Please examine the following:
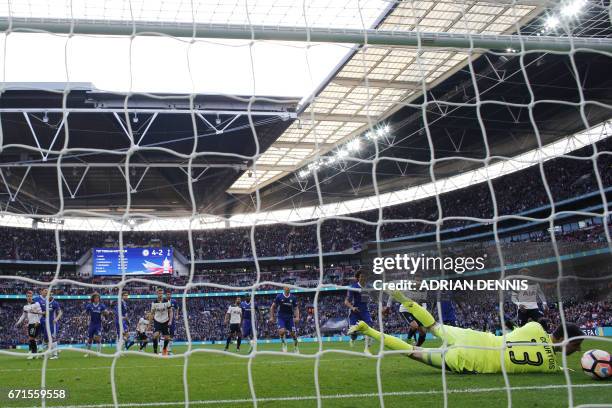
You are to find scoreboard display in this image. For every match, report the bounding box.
[92,247,173,276]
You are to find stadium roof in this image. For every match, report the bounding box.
[1,0,611,229]
[0,117,609,231]
[227,1,540,193]
[0,88,299,215]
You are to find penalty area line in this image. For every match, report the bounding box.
[8,383,612,408]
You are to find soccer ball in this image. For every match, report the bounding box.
[580,349,611,380]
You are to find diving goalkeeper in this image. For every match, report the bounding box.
[349,290,584,374]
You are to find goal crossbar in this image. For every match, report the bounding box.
[1,18,612,52]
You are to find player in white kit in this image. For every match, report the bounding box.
[15,290,44,359]
[511,268,548,327]
[150,288,173,356]
[224,297,243,352]
[136,313,152,351]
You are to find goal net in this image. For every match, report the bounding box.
[0,0,611,407]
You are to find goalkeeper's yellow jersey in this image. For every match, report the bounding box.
[442,322,558,374]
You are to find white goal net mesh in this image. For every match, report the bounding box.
[0,0,611,407]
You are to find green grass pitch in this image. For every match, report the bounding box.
[1,339,610,407]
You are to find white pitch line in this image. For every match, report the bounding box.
[6,383,611,408]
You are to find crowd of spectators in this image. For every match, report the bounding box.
[0,137,608,262]
[0,221,610,304]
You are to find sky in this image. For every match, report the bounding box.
[0,0,390,98]
[1,33,352,97]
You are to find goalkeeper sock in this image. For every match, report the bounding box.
[96,342,102,353]
[359,324,413,352]
[126,339,134,350]
[390,292,435,327]
[421,350,444,369]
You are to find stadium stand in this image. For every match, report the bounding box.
[0,136,609,262]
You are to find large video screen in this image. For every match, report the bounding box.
[92,247,173,276]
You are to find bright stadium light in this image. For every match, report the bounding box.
[325,156,338,165]
[346,139,361,152]
[544,15,561,30]
[307,161,322,172]
[365,125,389,141]
[335,149,349,160]
[560,0,586,18]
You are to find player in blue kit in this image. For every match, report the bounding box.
[34,288,62,359]
[345,270,373,354]
[114,292,134,350]
[166,291,179,355]
[269,287,300,353]
[85,293,110,356]
[439,292,457,326]
[240,297,260,353]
